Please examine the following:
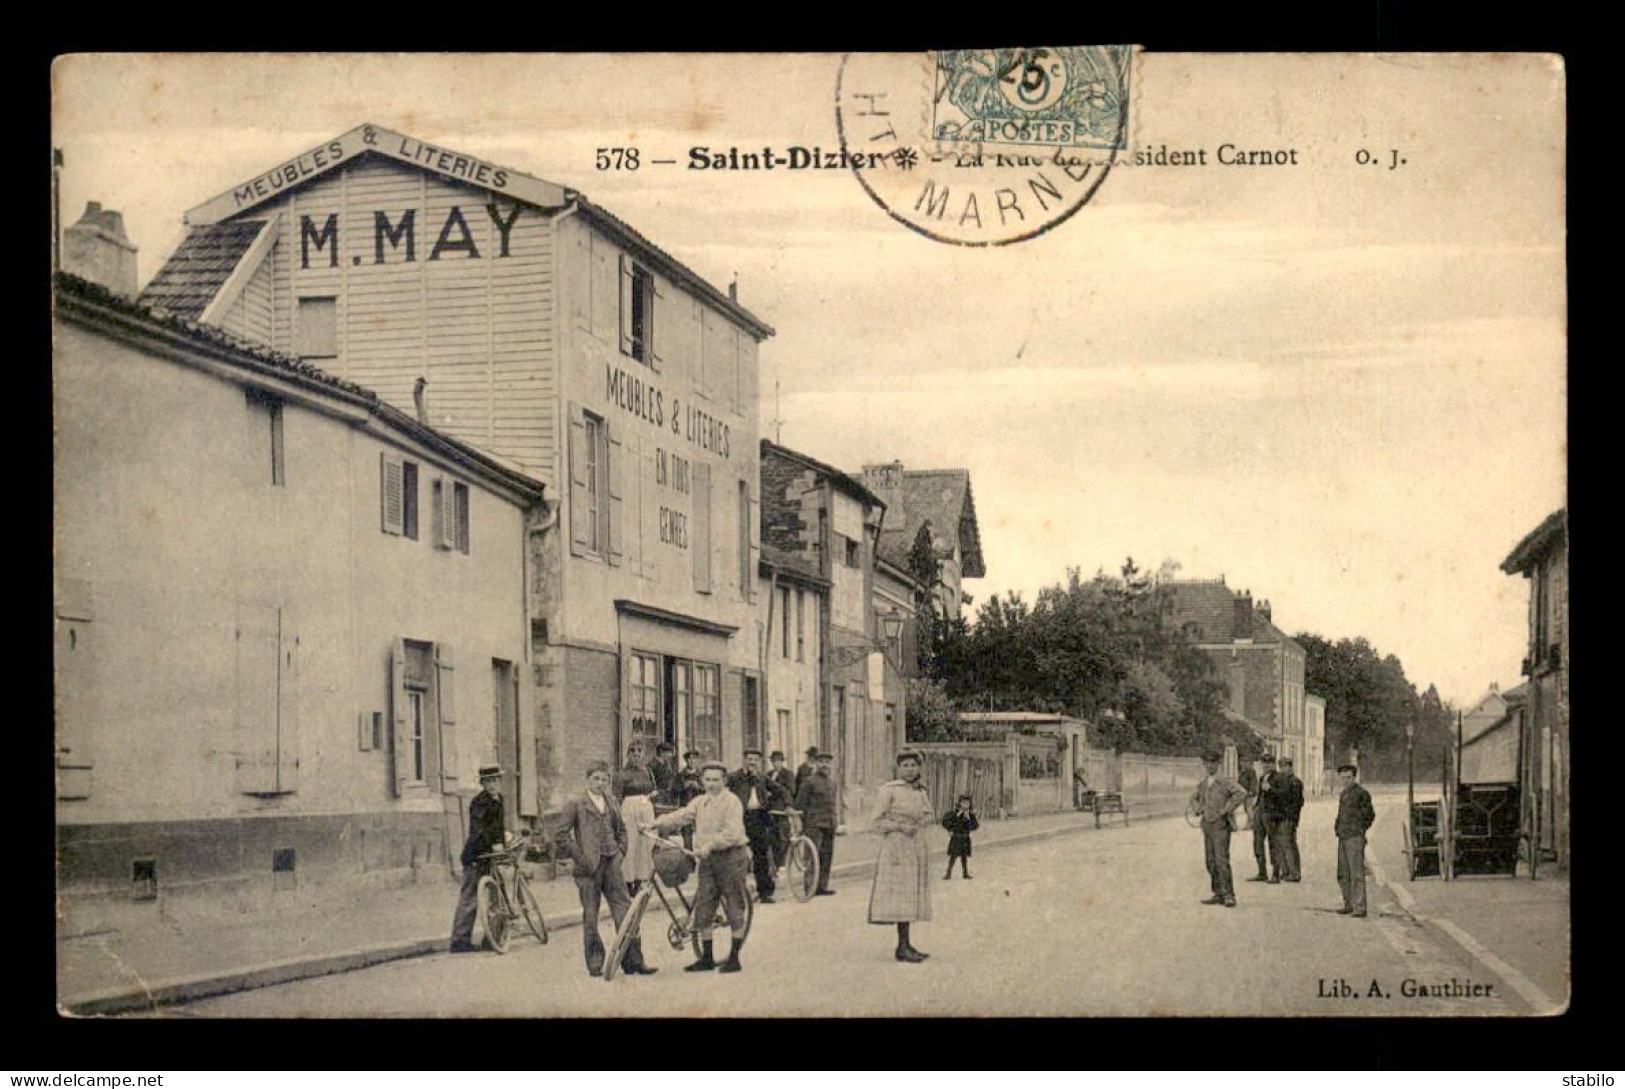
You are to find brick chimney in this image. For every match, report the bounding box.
[1233,591,1254,638]
[62,201,139,297]
[1257,599,1272,623]
[861,461,905,517]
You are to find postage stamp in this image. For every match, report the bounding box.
[835,48,1134,247]
[930,47,1133,152]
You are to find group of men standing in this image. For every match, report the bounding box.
[1239,753,1305,884]
[1190,750,1375,916]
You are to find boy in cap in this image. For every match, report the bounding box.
[1334,764,1375,917]
[1189,749,1247,908]
[557,760,653,977]
[449,765,506,953]
[650,762,752,973]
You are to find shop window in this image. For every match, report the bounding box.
[693,663,721,762]
[629,652,662,751]
[295,296,338,360]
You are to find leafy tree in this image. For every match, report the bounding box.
[903,677,959,742]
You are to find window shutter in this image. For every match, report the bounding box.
[435,478,456,550]
[747,486,761,603]
[380,453,404,535]
[692,461,712,593]
[572,228,592,331]
[567,403,590,556]
[650,279,667,372]
[437,643,459,793]
[606,423,625,567]
[618,254,635,356]
[277,605,300,793]
[54,579,97,800]
[390,639,411,796]
[234,599,281,795]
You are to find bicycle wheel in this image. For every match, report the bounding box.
[787,836,819,902]
[476,875,509,954]
[691,882,754,957]
[515,872,548,944]
[603,884,654,982]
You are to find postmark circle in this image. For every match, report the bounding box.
[835,49,1130,247]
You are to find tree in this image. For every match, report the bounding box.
[904,678,959,742]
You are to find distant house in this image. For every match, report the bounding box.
[859,462,985,619]
[1501,508,1568,870]
[1459,683,1528,785]
[1162,578,1319,773]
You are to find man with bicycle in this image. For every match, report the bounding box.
[449,765,506,953]
[793,750,839,896]
[728,750,792,904]
[558,761,655,977]
[649,762,752,973]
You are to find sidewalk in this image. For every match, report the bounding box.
[60,792,1191,1015]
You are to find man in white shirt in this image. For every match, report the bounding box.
[727,750,790,904]
[650,763,753,973]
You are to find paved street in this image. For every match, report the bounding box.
[156,796,1544,1018]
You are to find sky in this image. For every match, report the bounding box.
[51,53,1567,706]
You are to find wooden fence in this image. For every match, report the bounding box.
[917,746,1006,818]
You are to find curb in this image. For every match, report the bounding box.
[64,805,1185,1016]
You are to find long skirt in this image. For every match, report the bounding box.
[868,830,932,923]
[620,794,656,882]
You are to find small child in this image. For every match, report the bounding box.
[941,794,980,879]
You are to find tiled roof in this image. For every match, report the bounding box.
[1163,580,1236,641]
[875,469,986,578]
[138,220,267,318]
[761,440,885,510]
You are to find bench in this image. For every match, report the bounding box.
[1093,792,1129,828]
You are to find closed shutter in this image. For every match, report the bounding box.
[722,669,744,767]
[277,605,300,793]
[380,452,404,535]
[235,599,281,795]
[434,479,456,550]
[606,423,625,567]
[390,639,411,796]
[618,254,635,356]
[568,403,590,556]
[571,227,592,331]
[437,643,459,792]
[650,278,667,372]
[745,483,760,603]
[692,461,712,593]
[54,579,96,800]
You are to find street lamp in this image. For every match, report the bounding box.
[1405,716,1416,821]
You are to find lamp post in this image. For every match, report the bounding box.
[1405,716,1416,820]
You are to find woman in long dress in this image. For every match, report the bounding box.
[868,750,934,962]
[615,743,658,891]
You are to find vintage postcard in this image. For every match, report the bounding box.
[51,51,1567,1018]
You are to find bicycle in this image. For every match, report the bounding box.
[602,829,755,982]
[473,830,549,954]
[769,808,820,902]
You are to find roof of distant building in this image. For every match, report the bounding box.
[1162,578,1302,651]
[873,468,986,579]
[761,439,886,510]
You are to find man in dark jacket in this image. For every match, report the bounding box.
[1248,753,1283,882]
[1334,763,1376,917]
[1274,757,1306,881]
[557,761,653,976]
[728,750,791,903]
[794,746,820,796]
[450,766,507,952]
[767,750,796,869]
[650,742,680,806]
[793,750,839,895]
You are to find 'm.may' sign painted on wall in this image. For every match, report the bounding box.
[185,123,569,226]
[298,204,524,267]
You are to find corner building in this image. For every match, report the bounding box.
[145,124,773,807]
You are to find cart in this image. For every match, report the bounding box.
[1400,719,1530,881]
